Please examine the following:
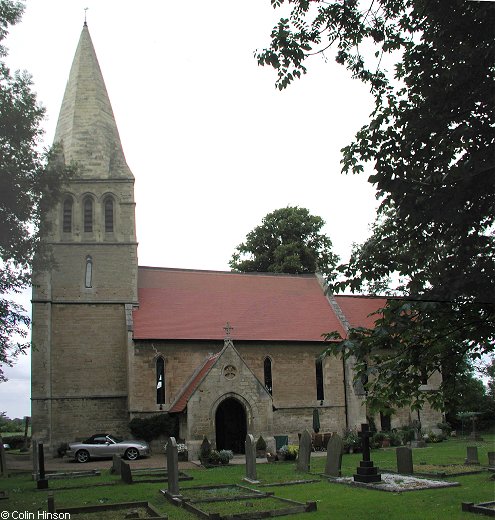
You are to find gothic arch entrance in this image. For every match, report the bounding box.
[215,397,247,454]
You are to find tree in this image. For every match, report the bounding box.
[229,206,338,278]
[0,1,71,382]
[257,1,494,411]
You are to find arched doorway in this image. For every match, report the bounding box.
[215,397,247,454]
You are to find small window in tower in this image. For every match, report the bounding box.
[156,357,165,407]
[63,197,73,233]
[84,197,93,232]
[264,357,273,395]
[104,197,114,233]
[85,255,93,288]
[316,358,324,401]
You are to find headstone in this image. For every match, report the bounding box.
[465,446,480,465]
[243,434,259,484]
[0,439,7,477]
[120,460,133,484]
[21,416,30,452]
[488,451,495,467]
[32,441,39,480]
[324,434,343,477]
[297,429,312,472]
[410,419,426,448]
[47,492,55,514]
[37,442,49,489]
[353,423,381,483]
[468,416,483,441]
[396,446,414,474]
[111,454,122,475]
[166,437,181,497]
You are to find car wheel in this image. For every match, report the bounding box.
[76,450,90,463]
[125,447,139,460]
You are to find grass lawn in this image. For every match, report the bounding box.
[1,435,494,520]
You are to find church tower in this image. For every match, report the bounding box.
[31,23,138,447]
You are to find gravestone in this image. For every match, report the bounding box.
[353,423,381,483]
[243,434,259,484]
[0,439,7,476]
[47,492,55,514]
[120,460,133,484]
[410,419,426,448]
[324,434,343,477]
[111,454,122,475]
[32,441,39,480]
[165,437,181,497]
[468,416,483,441]
[396,446,414,474]
[37,442,49,489]
[465,446,480,465]
[297,429,312,472]
[488,452,495,468]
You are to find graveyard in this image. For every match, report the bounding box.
[0,432,494,520]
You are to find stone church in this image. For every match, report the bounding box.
[31,24,442,458]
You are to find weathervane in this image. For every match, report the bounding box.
[84,7,89,26]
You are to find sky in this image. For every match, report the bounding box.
[0,0,379,420]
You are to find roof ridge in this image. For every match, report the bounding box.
[138,265,317,278]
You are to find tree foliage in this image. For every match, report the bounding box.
[229,206,338,278]
[257,0,495,411]
[0,0,71,382]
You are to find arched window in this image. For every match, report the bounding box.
[104,197,114,233]
[62,197,73,233]
[156,357,165,407]
[85,256,93,288]
[263,357,273,395]
[83,197,93,233]
[316,358,324,401]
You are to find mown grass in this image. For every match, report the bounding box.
[1,435,494,520]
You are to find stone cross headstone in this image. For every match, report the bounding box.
[469,416,483,441]
[120,460,133,484]
[324,434,343,477]
[465,446,480,465]
[166,437,181,497]
[297,429,312,472]
[37,442,49,489]
[396,446,414,474]
[488,452,495,468]
[353,424,381,483]
[243,434,259,484]
[111,454,122,475]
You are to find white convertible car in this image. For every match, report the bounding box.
[67,433,150,463]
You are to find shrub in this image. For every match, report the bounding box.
[3,435,28,450]
[398,426,415,444]
[286,444,299,460]
[256,435,267,451]
[218,449,234,464]
[437,422,452,435]
[128,413,178,443]
[371,432,386,449]
[343,429,360,451]
[56,442,69,458]
[199,437,212,464]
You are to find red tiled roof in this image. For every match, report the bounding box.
[333,295,387,329]
[133,267,346,341]
[169,353,220,413]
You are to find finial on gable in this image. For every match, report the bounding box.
[84,7,88,26]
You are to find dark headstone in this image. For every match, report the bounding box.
[120,460,133,484]
[37,443,49,489]
[32,441,39,480]
[243,434,259,483]
[0,439,7,477]
[465,446,480,465]
[488,451,495,467]
[324,434,343,477]
[297,429,312,472]
[396,446,414,474]
[47,492,55,514]
[353,424,381,483]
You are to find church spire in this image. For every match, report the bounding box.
[54,24,133,179]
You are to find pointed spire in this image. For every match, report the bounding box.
[54,24,133,179]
